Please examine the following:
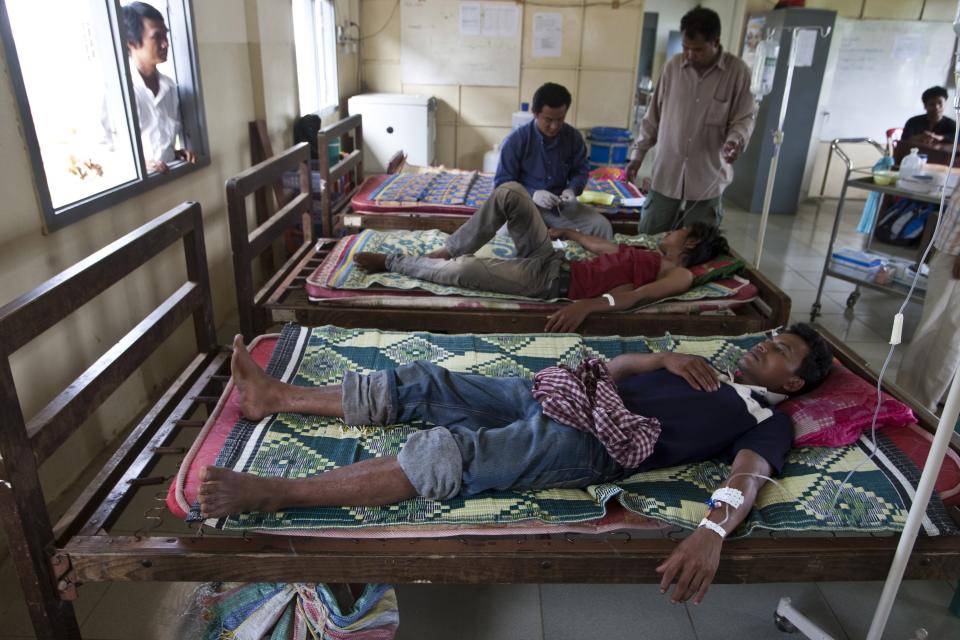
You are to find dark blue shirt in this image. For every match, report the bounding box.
[494,119,590,196]
[901,114,956,144]
[616,369,793,473]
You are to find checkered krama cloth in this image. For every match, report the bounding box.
[532,358,661,468]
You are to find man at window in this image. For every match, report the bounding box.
[122,2,196,174]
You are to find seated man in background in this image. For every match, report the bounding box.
[496,82,614,239]
[896,85,956,163]
[353,182,730,332]
[199,324,833,605]
[122,2,197,173]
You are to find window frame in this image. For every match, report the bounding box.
[0,0,210,233]
[293,0,340,119]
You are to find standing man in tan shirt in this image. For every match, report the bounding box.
[626,7,755,234]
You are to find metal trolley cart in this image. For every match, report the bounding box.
[810,138,941,321]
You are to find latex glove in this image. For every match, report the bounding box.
[559,188,577,204]
[532,190,561,209]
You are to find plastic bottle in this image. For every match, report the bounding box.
[483,143,500,174]
[511,102,534,130]
[897,148,922,187]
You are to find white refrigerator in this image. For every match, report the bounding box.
[347,93,437,173]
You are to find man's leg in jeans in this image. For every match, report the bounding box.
[198,337,540,516]
[445,182,555,259]
[198,335,418,517]
[541,202,614,239]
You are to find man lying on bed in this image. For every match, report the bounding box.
[352,182,730,332]
[199,323,833,605]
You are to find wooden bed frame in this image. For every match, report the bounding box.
[0,203,958,639]
[318,115,647,238]
[228,136,791,342]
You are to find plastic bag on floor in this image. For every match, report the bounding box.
[198,582,399,639]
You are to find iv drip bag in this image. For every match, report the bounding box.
[750,39,779,100]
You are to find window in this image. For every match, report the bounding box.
[292,0,339,117]
[0,0,208,232]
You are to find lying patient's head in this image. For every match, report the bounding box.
[657,222,730,267]
[737,323,834,396]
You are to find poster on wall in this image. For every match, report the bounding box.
[741,16,765,70]
[532,12,563,58]
[402,0,521,86]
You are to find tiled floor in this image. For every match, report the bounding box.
[1,197,958,639]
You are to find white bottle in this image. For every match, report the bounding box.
[511,102,535,130]
[483,144,500,174]
[897,148,922,187]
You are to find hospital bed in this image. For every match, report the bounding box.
[314,115,648,237]
[1,202,959,639]
[229,143,791,341]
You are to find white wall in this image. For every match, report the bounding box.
[358,0,646,170]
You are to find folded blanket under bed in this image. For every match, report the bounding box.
[173,325,957,540]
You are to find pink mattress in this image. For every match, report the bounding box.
[351,174,477,216]
[350,173,644,220]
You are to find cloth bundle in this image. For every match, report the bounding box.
[200,582,399,639]
[532,357,661,468]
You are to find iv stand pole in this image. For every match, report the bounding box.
[863,31,960,635]
[754,28,801,267]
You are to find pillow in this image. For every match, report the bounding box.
[689,255,744,287]
[780,362,916,448]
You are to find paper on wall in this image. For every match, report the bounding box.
[461,2,518,37]
[483,4,518,37]
[793,29,817,68]
[460,4,482,36]
[532,12,563,58]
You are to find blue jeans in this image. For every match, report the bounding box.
[341,362,624,499]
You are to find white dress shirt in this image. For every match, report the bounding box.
[131,69,181,164]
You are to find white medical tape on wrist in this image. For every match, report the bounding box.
[710,487,745,510]
[602,293,615,306]
[698,518,727,539]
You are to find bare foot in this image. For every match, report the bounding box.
[354,252,388,273]
[198,466,281,518]
[425,247,452,260]
[231,334,285,420]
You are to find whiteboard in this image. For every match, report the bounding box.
[819,19,956,141]
[401,0,521,87]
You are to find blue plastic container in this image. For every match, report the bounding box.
[588,126,632,166]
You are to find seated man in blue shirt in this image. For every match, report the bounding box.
[198,324,834,605]
[496,82,614,239]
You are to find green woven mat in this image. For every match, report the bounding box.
[199,325,956,538]
[324,229,664,301]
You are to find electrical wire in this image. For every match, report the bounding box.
[360,0,399,41]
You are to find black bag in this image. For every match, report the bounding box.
[874,199,931,247]
[293,115,322,161]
